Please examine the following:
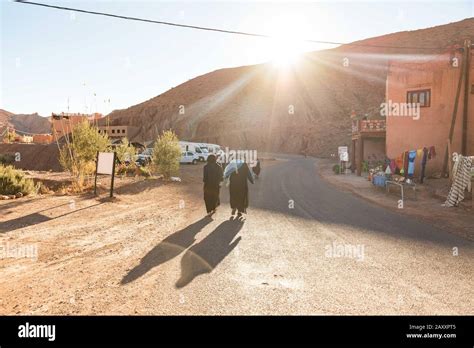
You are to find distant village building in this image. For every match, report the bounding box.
[385,46,473,174]
[51,112,103,140]
[88,113,103,121]
[33,134,53,144]
[51,113,89,140]
[98,125,139,140]
[14,134,33,143]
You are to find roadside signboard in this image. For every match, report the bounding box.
[338,146,349,162]
[338,146,349,174]
[94,152,117,198]
[338,146,348,156]
[97,152,115,175]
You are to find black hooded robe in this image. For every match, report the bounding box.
[229,163,254,213]
[203,163,223,213]
[252,160,261,176]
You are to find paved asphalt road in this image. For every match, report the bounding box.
[152,157,474,314]
[125,154,473,315]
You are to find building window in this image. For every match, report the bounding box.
[122,129,126,134]
[112,129,115,134]
[407,89,431,107]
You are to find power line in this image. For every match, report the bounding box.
[1,122,50,136]
[15,0,446,51]
[6,127,49,136]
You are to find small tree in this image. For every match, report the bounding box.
[0,165,36,196]
[59,121,110,190]
[3,130,15,143]
[153,130,181,179]
[115,137,136,164]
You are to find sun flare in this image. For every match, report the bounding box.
[270,38,303,68]
[264,14,310,68]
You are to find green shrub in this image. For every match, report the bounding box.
[115,137,136,164]
[117,162,136,176]
[362,161,369,173]
[332,164,340,174]
[3,130,15,144]
[59,121,110,191]
[138,165,151,178]
[0,165,36,196]
[152,130,181,179]
[0,153,15,165]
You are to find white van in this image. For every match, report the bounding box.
[179,141,209,162]
[202,143,222,154]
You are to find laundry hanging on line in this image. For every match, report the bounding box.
[443,155,473,207]
[389,145,436,179]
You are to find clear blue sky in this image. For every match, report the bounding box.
[1,0,472,116]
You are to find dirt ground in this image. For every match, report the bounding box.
[0,163,206,314]
[0,159,278,315]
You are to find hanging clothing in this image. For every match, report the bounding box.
[389,159,397,173]
[420,147,428,184]
[417,148,423,157]
[407,150,417,177]
[399,153,405,175]
[444,155,473,207]
[395,155,403,173]
[203,162,223,213]
[402,151,409,177]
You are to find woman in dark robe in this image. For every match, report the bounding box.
[203,155,223,216]
[252,159,261,178]
[229,162,254,217]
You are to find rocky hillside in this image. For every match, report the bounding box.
[101,18,474,156]
[0,109,51,136]
[0,109,15,131]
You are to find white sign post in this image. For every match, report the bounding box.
[94,152,117,198]
[338,146,349,174]
[338,146,348,157]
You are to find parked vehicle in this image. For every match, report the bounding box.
[202,143,222,154]
[135,148,153,166]
[180,151,199,164]
[179,141,209,162]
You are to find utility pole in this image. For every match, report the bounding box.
[442,41,468,177]
[461,38,471,155]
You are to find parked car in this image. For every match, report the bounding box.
[180,151,199,164]
[135,148,153,166]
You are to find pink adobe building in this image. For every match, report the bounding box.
[51,112,103,140]
[385,45,474,175]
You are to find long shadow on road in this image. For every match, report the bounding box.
[0,201,103,233]
[175,217,244,288]
[121,216,213,285]
[121,216,244,287]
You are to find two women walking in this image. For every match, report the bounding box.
[203,156,256,218]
